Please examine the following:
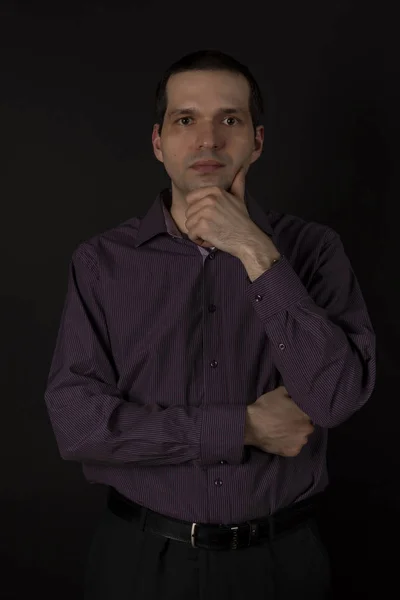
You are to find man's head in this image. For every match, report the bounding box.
[152,49,264,203]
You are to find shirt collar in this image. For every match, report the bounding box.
[134,186,275,248]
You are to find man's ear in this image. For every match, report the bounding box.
[152,124,164,163]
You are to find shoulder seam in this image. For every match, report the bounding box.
[74,243,99,280]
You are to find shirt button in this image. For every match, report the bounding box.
[220,460,227,464]
[279,343,285,350]
[208,304,216,312]
[214,478,223,486]
[210,360,218,368]
[208,253,215,260]
[255,294,263,302]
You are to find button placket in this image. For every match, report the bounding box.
[205,254,226,470]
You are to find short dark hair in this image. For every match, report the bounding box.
[154,49,264,137]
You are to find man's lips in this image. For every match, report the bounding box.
[191,162,224,172]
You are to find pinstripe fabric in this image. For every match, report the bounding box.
[44,187,376,524]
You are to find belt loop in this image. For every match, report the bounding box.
[268,514,275,541]
[247,521,259,546]
[138,506,149,532]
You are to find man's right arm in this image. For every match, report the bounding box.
[44,244,247,467]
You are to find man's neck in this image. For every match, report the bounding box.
[170,201,189,236]
[169,185,190,235]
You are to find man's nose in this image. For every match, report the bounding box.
[196,123,224,149]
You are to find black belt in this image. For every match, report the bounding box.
[107,487,323,551]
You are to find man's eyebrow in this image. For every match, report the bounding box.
[166,107,247,118]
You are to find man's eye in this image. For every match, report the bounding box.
[223,117,239,125]
[177,117,239,125]
[177,117,192,125]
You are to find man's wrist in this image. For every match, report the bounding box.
[244,405,257,445]
[237,234,282,282]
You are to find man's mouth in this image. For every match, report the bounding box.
[191,162,224,173]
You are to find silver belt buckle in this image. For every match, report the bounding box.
[191,522,249,550]
[230,525,239,549]
[191,522,198,548]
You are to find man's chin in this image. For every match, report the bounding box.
[187,173,230,191]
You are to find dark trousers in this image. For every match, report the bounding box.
[84,499,333,599]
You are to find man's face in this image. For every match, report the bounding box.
[152,70,264,199]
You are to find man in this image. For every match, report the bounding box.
[44,49,376,599]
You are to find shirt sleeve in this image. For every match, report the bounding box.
[44,243,246,467]
[245,228,376,428]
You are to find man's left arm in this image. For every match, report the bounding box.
[240,228,376,428]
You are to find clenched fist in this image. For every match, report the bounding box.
[244,386,314,457]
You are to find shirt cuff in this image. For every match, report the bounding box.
[200,404,247,466]
[245,256,309,321]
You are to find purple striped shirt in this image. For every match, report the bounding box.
[44,187,376,523]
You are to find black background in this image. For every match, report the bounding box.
[1,0,399,597]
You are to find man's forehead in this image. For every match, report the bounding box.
[166,106,249,117]
[167,71,249,96]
